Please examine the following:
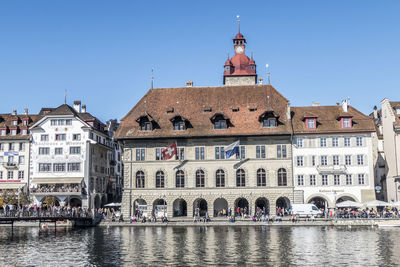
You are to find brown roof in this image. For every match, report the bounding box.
[115,85,292,139]
[389,101,400,127]
[291,106,375,134]
[0,113,40,140]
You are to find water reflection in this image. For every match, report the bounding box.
[0,226,400,266]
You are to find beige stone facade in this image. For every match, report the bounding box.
[121,136,298,218]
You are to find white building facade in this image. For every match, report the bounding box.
[29,102,115,209]
[292,101,376,210]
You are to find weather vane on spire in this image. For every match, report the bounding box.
[236,15,240,33]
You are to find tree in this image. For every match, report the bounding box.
[43,196,56,207]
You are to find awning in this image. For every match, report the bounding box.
[31,177,83,184]
[0,183,26,189]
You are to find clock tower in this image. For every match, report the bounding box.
[223,28,257,85]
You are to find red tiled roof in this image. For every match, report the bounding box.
[0,114,40,140]
[291,106,375,134]
[115,85,291,139]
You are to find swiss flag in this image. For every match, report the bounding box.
[162,142,177,160]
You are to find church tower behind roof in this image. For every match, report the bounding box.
[223,25,257,86]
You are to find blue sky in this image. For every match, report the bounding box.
[0,1,399,122]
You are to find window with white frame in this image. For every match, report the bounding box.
[21,129,27,135]
[39,163,51,172]
[235,146,246,159]
[53,163,66,172]
[19,143,25,151]
[332,137,338,147]
[7,171,13,179]
[296,156,304,167]
[0,143,4,151]
[70,147,81,154]
[18,156,25,164]
[333,155,339,165]
[256,145,266,158]
[356,137,363,146]
[297,138,303,148]
[41,134,49,141]
[9,143,15,151]
[39,147,50,155]
[309,175,316,186]
[345,155,351,165]
[334,175,340,185]
[55,134,66,141]
[155,148,165,160]
[320,156,327,166]
[312,156,316,166]
[215,147,225,159]
[176,147,185,160]
[321,175,328,185]
[277,145,287,158]
[344,137,350,147]
[358,174,365,185]
[357,155,364,165]
[346,174,352,185]
[72,134,81,141]
[136,148,145,161]
[195,147,205,160]
[307,118,316,129]
[297,175,304,186]
[320,138,326,147]
[343,118,351,128]
[0,130,5,136]
[18,171,24,179]
[55,148,63,155]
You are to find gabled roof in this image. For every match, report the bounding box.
[115,84,291,139]
[291,106,375,134]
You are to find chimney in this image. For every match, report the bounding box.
[186,81,193,87]
[342,99,348,112]
[258,78,263,85]
[373,105,378,119]
[81,104,86,113]
[73,100,81,113]
[12,109,17,115]
[24,108,28,115]
[312,102,320,107]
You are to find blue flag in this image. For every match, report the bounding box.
[225,140,240,159]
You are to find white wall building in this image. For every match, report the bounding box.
[29,102,115,209]
[291,101,376,210]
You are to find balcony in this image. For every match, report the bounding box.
[316,165,347,175]
[2,162,19,169]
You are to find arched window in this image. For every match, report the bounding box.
[136,171,145,188]
[277,168,287,186]
[156,171,164,188]
[236,169,245,187]
[257,168,266,186]
[195,169,205,187]
[216,169,225,187]
[176,170,185,188]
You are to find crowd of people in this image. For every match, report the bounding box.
[335,207,399,219]
[30,184,81,193]
[0,204,92,218]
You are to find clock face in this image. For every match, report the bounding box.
[235,46,244,54]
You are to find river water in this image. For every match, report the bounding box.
[0,225,399,266]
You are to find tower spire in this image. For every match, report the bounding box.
[236,15,240,33]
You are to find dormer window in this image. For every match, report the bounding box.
[21,129,27,135]
[23,120,28,126]
[170,115,190,131]
[0,129,6,136]
[141,121,152,131]
[343,118,351,128]
[259,111,279,128]
[12,120,17,126]
[263,118,276,128]
[307,118,316,129]
[136,115,158,132]
[211,113,230,130]
[11,129,17,136]
[174,121,186,131]
[214,120,226,129]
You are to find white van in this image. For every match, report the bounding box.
[291,204,323,218]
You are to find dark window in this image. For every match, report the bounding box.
[214,120,226,129]
[216,169,225,187]
[141,122,152,131]
[277,168,287,186]
[277,145,287,158]
[173,121,186,131]
[215,147,225,159]
[236,146,246,159]
[136,171,145,188]
[195,169,205,187]
[236,169,245,187]
[256,145,266,158]
[195,147,205,160]
[176,170,185,188]
[263,118,276,127]
[156,171,164,188]
[257,168,266,186]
